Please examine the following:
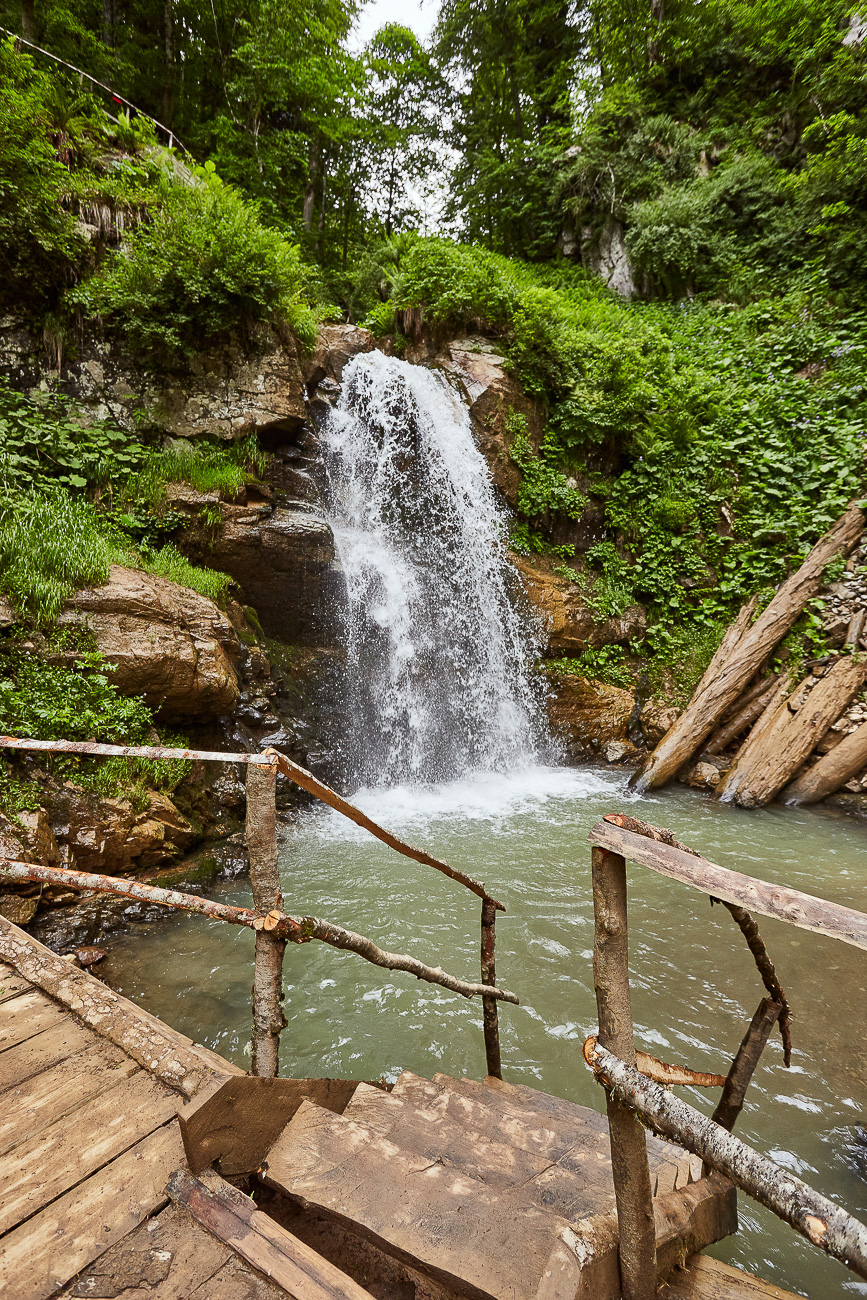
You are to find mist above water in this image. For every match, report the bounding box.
[322,351,545,789]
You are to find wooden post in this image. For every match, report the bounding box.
[591,846,656,1300]
[712,997,782,1133]
[481,898,502,1079]
[246,758,286,1078]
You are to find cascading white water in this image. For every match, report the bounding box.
[322,351,545,788]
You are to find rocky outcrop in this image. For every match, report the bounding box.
[48,785,195,872]
[56,565,241,722]
[0,318,307,442]
[302,324,375,386]
[514,555,646,655]
[546,673,638,762]
[167,485,343,646]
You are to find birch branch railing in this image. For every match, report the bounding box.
[0,735,515,1079]
[586,814,867,1298]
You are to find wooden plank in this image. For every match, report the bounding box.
[659,1254,805,1299]
[0,1042,136,1157]
[263,1099,593,1300]
[0,1070,179,1233]
[588,820,867,952]
[0,1018,98,1092]
[0,918,239,1095]
[429,1072,694,1193]
[168,1169,375,1300]
[0,967,31,1004]
[0,1120,185,1300]
[56,1202,235,1299]
[181,1076,360,1176]
[0,987,66,1052]
[264,1099,734,1300]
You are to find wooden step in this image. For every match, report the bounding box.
[262,1097,736,1300]
[660,1254,804,1299]
[396,1070,700,1195]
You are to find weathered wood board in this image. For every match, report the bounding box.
[660,1254,804,1299]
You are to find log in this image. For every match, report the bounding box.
[0,861,519,1004]
[704,677,780,755]
[846,609,866,649]
[717,655,867,807]
[591,846,656,1300]
[782,720,867,805]
[589,819,867,952]
[631,503,865,791]
[480,898,502,1080]
[583,1037,867,1280]
[712,998,783,1133]
[247,759,285,1079]
[635,1050,725,1089]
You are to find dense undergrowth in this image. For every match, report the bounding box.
[0,41,321,352]
[361,237,866,691]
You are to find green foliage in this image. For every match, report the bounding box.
[140,544,232,606]
[75,168,316,359]
[546,646,634,689]
[0,646,152,743]
[645,621,729,706]
[0,380,150,501]
[507,411,586,522]
[123,437,269,511]
[0,643,192,812]
[0,490,134,625]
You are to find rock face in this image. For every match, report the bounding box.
[0,318,306,442]
[514,555,646,655]
[302,324,375,386]
[48,785,195,872]
[57,565,241,722]
[546,673,637,761]
[167,486,343,646]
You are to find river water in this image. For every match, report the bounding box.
[104,766,867,1300]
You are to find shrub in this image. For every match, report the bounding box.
[0,647,152,744]
[75,166,317,359]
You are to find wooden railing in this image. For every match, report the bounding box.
[0,735,516,1079]
[586,813,867,1298]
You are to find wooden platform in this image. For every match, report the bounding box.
[0,917,802,1300]
[0,919,371,1300]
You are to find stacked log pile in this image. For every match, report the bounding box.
[631,504,867,808]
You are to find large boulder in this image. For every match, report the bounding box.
[514,555,646,655]
[57,565,241,722]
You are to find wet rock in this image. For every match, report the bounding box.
[682,760,725,790]
[183,503,343,645]
[75,945,106,966]
[546,674,635,760]
[56,564,241,722]
[48,786,195,874]
[640,699,682,746]
[514,555,646,654]
[0,895,38,925]
[303,324,375,387]
[603,739,640,765]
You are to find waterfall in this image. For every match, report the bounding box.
[321,350,544,789]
